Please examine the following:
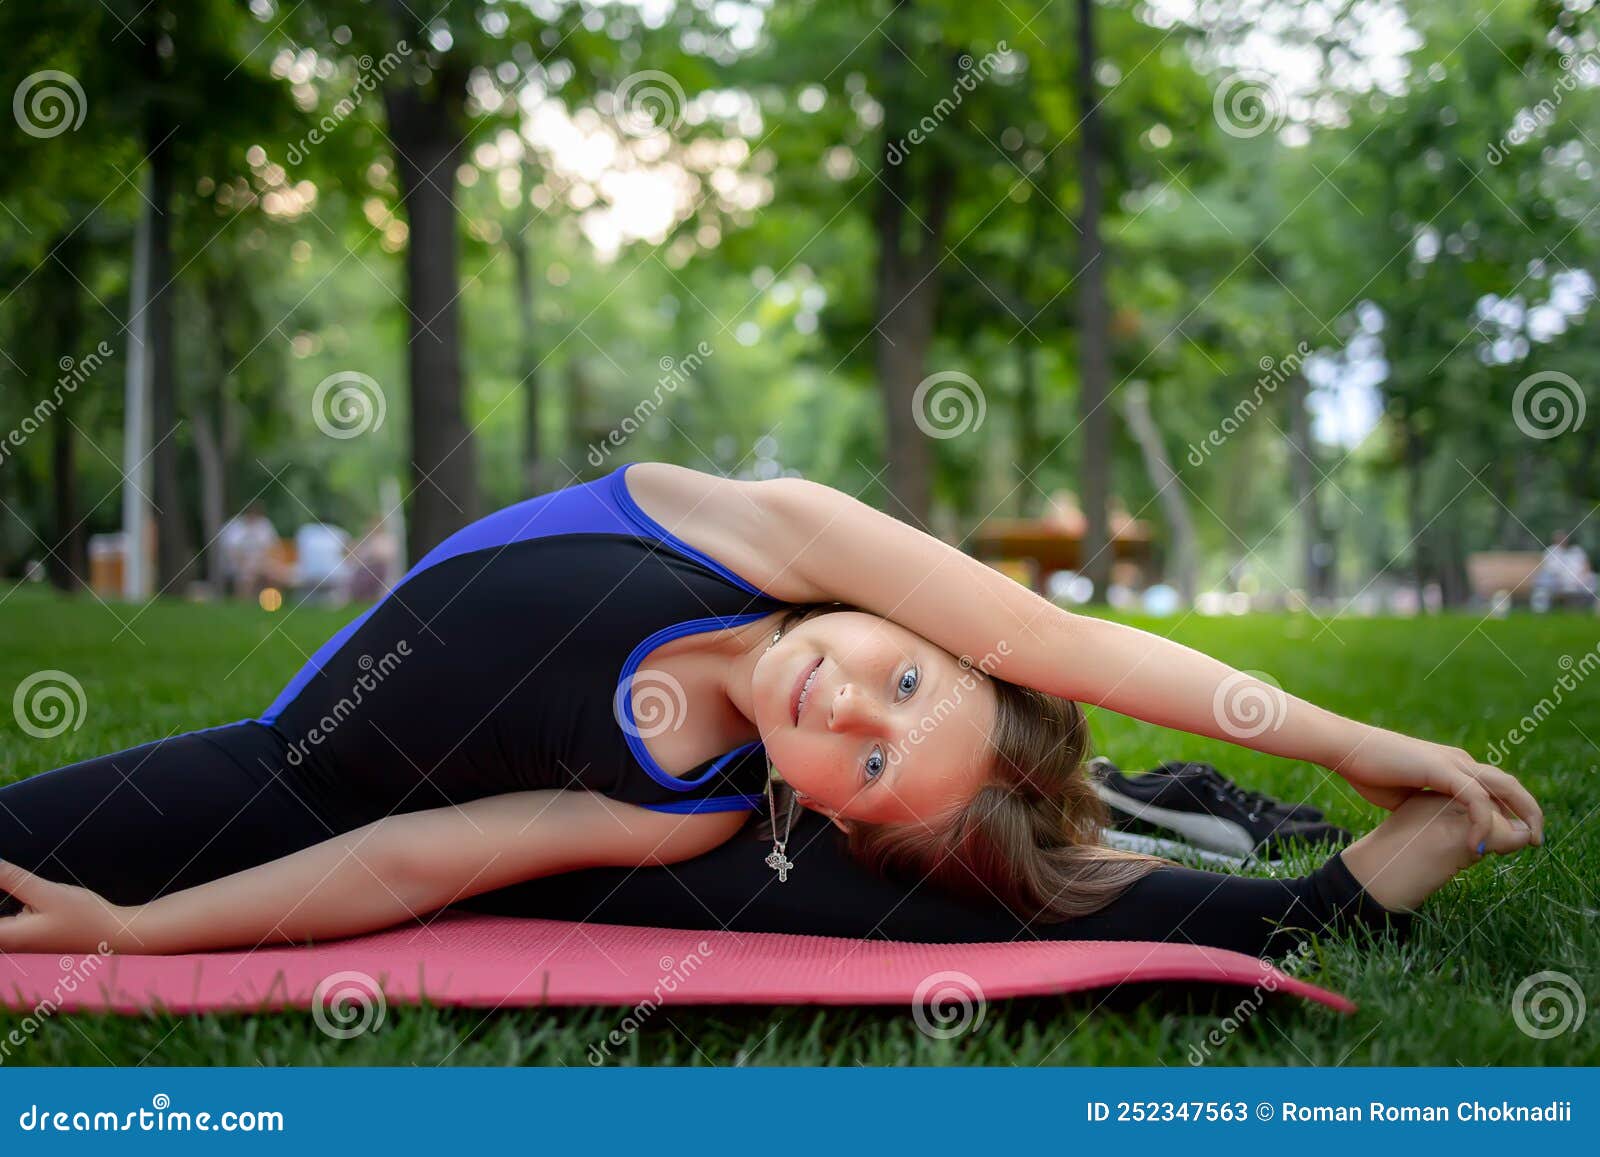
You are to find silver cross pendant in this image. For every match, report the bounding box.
[765,845,794,882]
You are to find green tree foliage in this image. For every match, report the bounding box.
[0,0,1593,603]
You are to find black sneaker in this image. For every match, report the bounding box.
[1088,757,1350,860]
[1145,759,1325,822]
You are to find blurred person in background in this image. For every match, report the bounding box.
[347,513,401,602]
[293,519,353,606]
[1533,529,1596,611]
[218,502,280,600]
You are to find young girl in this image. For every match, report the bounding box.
[0,462,1542,957]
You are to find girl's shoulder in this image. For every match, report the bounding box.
[619,462,830,604]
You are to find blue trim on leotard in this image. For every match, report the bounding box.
[616,613,772,796]
[638,792,765,814]
[257,603,385,726]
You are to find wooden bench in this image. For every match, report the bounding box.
[973,518,1153,595]
[1466,551,1542,603]
[88,533,300,598]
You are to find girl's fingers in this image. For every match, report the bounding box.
[1475,765,1543,844]
[1428,768,1496,855]
[0,910,44,952]
[0,860,52,907]
[1486,812,1533,856]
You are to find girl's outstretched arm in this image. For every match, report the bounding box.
[0,791,742,954]
[627,464,1543,852]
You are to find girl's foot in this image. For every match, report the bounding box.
[1339,790,1533,913]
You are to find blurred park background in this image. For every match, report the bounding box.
[1,0,1597,617]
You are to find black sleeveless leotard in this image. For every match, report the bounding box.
[258,462,788,823]
[0,465,1405,955]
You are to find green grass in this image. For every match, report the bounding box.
[2,586,1596,1066]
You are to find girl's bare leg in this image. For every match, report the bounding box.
[1340,791,1534,913]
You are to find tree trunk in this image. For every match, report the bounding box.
[567,356,595,480]
[873,0,954,528]
[1438,519,1468,607]
[1508,447,1539,548]
[385,72,478,562]
[192,411,225,589]
[46,231,86,592]
[48,407,82,591]
[1285,371,1331,597]
[1015,344,1040,517]
[122,171,156,601]
[1490,452,1519,548]
[874,246,942,526]
[510,159,541,496]
[145,103,194,591]
[1013,199,1045,518]
[1401,414,1429,597]
[1074,0,1113,602]
[1566,421,1600,510]
[1120,382,1197,604]
[193,272,238,588]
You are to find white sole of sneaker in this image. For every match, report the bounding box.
[1099,827,1284,871]
[1093,781,1259,858]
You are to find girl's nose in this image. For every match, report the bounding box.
[828,683,882,732]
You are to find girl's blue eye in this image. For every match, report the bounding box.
[898,667,919,697]
[865,746,885,780]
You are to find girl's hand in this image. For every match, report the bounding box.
[0,860,130,955]
[1331,730,1544,854]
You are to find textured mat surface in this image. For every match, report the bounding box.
[0,912,1354,1015]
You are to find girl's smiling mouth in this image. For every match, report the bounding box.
[791,656,823,726]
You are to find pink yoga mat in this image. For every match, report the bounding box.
[0,912,1354,1016]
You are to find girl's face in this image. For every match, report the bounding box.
[751,610,996,828]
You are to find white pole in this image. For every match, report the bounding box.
[122,172,153,601]
[380,475,405,585]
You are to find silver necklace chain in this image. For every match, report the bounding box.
[762,621,797,882]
